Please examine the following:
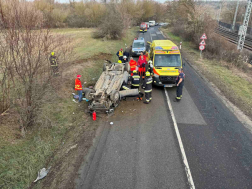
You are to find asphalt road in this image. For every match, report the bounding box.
[75,26,252,189]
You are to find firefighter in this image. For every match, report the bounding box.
[75,75,83,103]
[116,48,124,61]
[145,60,153,76]
[129,57,137,76]
[123,49,130,62]
[175,68,185,101]
[130,70,140,90]
[49,52,59,75]
[143,71,152,104]
[122,56,128,64]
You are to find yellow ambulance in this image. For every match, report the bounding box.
[147,40,183,87]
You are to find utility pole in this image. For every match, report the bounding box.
[232,0,240,31]
[237,0,252,51]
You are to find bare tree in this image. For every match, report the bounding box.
[0,0,74,135]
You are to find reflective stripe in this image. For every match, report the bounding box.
[133,76,140,78]
[146,99,150,102]
[123,86,130,90]
[145,89,152,93]
[146,81,152,84]
[176,97,181,99]
[132,84,139,86]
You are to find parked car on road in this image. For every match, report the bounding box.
[149,20,155,27]
[131,37,146,57]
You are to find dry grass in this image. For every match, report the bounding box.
[0,27,137,189]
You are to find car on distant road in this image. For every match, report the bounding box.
[131,37,146,57]
[149,20,155,27]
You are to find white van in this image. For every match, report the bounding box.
[149,20,155,27]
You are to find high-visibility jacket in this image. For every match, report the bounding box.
[118,50,123,57]
[143,76,152,93]
[129,60,137,71]
[75,78,82,90]
[130,73,140,87]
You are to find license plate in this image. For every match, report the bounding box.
[164,85,173,87]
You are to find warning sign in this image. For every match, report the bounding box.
[200,33,207,40]
[199,39,206,46]
[199,45,205,51]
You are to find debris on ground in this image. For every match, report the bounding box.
[66,144,78,154]
[33,167,51,183]
[110,122,113,125]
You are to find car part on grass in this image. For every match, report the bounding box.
[33,167,51,183]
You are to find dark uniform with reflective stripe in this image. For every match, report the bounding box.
[143,75,152,103]
[130,72,140,90]
[49,55,59,75]
[145,63,153,76]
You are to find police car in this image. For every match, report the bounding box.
[131,37,146,57]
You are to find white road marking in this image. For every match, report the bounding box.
[156,31,162,34]
[164,88,196,189]
[151,34,156,37]
[150,32,152,42]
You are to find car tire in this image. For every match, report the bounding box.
[124,62,130,72]
[103,63,107,71]
[85,89,95,101]
[111,90,120,103]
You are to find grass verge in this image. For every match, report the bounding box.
[0,27,137,189]
[161,27,252,118]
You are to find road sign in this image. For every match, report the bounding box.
[199,45,205,51]
[200,33,207,39]
[199,39,206,46]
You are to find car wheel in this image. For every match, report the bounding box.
[103,63,107,71]
[111,90,120,103]
[124,62,130,72]
[85,89,95,101]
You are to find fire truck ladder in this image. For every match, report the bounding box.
[237,0,252,51]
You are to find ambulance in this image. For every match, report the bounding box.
[147,40,183,87]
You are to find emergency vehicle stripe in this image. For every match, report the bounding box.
[153,68,160,75]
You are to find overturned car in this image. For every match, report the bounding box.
[84,61,139,112]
